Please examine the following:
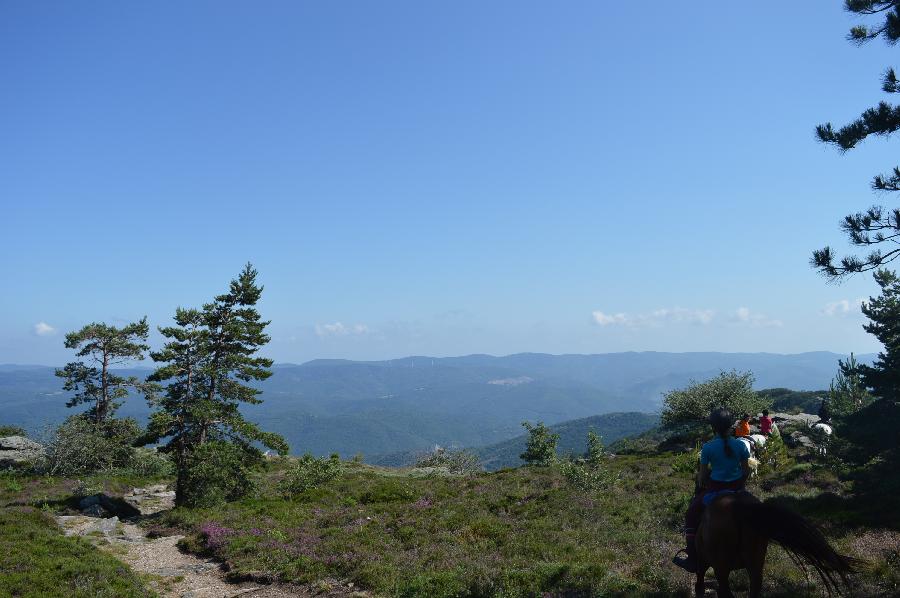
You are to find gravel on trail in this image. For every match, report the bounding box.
[55,486,368,598]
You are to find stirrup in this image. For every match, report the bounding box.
[672,549,697,573]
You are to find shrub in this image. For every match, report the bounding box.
[278,453,342,497]
[557,459,617,492]
[415,447,482,475]
[555,431,617,492]
[520,421,559,465]
[758,431,791,474]
[125,448,175,478]
[39,415,140,476]
[73,478,104,497]
[0,425,27,437]
[671,443,701,476]
[661,370,770,429]
[181,441,257,507]
[586,430,604,466]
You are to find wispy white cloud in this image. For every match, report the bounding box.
[592,311,629,326]
[822,298,865,317]
[33,322,56,336]
[592,307,715,328]
[314,322,370,337]
[732,307,782,328]
[593,306,782,329]
[649,307,715,325]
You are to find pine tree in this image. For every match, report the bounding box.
[520,421,559,465]
[144,264,288,506]
[813,1,900,278]
[828,353,873,419]
[143,308,208,502]
[856,270,900,398]
[834,270,900,470]
[55,318,151,423]
[586,430,604,466]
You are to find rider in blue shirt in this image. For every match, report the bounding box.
[673,407,751,573]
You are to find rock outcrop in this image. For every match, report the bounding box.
[0,435,44,466]
[770,412,821,426]
[78,493,142,519]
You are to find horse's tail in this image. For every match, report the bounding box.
[735,497,862,593]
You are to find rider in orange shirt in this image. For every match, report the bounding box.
[734,413,751,437]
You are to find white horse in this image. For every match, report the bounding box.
[748,434,767,448]
[810,422,832,456]
[747,456,760,479]
[812,423,833,436]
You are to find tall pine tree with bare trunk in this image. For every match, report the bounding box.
[55,318,151,424]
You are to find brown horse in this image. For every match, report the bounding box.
[694,492,860,597]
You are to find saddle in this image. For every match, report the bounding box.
[702,488,749,507]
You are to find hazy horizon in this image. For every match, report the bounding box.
[0,347,878,370]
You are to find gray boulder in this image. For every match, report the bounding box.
[771,412,820,426]
[82,504,108,518]
[87,516,120,536]
[79,493,141,518]
[0,435,44,465]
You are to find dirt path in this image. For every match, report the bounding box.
[55,486,367,598]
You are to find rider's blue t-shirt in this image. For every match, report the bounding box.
[700,437,751,482]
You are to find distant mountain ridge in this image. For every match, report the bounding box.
[0,351,870,459]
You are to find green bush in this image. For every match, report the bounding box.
[181,441,257,507]
[39,416,141,476]
[586,430,604,466]
[758,431,791,474]
[72,479,104,497]
[557,459,617,492]
[671,443,701,476]
[278,453,342,497]
[520,421,559,465]
[124,448,175,478]
[415,447,482,475]
[661,370,770,429]
[0,425,27,437]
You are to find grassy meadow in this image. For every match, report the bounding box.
[153,451,898,597]
[2,436,899,597]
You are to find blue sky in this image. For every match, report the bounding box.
[1,1,896,364]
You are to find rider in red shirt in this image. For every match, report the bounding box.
[759,409,773,436]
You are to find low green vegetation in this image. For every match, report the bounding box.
[278,453,343,496]
[0,507,152,598]
[414,448,482,475]
[143,445,896,598]
[0,426,26,437]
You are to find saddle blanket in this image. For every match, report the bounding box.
[702,488,748,506]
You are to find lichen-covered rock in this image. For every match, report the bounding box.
[0,435,44,465]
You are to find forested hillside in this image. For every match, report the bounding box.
[0,351,862,459]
